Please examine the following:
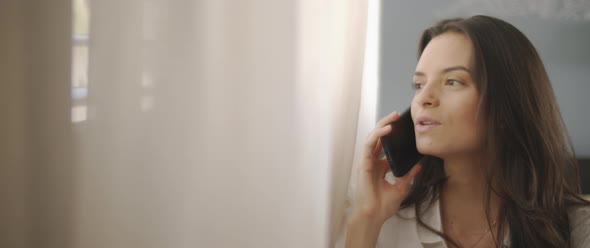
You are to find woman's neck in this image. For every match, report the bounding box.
[442,156,499,218]
[442,155,488,201]
[439,154,502,247]
[440,154,500,231]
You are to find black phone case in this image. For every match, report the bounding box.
[380,108,424,177]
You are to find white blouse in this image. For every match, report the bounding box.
[335,198,590,248]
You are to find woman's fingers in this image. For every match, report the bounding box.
[364,125,391,158]
[376,111,399,128]
[372,136,383,157]
[361,111,402,171]
[363,111,400,158]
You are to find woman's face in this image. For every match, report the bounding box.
[410,32,486,158]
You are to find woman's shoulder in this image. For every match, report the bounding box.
[569,204,590,247]
[569,204,590,227]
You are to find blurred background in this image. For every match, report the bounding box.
[378,0,590,156]
[377,0,590,196]
[1,0,589,248]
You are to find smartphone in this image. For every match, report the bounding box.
[380,108,423,177]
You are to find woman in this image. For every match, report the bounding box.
[343,15,590,248]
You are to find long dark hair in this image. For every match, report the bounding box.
[399,15,590,247]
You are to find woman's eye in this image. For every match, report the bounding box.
[412,82,424,90]
[446,79,461,86]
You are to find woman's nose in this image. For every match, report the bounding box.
[415,83,439,108]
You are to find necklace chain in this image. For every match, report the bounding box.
[468,219,496,248]
[445,218,498,248]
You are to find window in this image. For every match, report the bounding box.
[71,0,90,123]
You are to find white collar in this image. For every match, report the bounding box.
[397,198,511,247]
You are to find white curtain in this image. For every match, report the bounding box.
[0,0,377,247]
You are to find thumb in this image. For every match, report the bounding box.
[390,164,422,191]
[405,163,423,179]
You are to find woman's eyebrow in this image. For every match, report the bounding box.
[414,66,472,76]
[442,66,471,74]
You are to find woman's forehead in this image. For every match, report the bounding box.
[415,32,474,75]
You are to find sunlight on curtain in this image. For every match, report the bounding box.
[71,1,372,247]
[332,0,380,245]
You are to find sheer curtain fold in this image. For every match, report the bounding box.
[295,0,376,246]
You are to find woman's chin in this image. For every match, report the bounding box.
[417,143,443,157]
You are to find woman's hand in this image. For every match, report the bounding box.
[351,111,423,224]
[345,111,423,248]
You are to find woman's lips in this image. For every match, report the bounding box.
[415,122,441,132]
[414,116,441,133]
